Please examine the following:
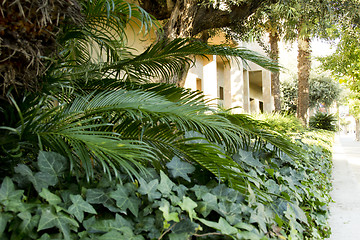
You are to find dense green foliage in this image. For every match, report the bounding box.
[254,113,305,134]
[0,133,333,239]
[281,75,342,113]
[0,1,333,239]
[309,113,338,131]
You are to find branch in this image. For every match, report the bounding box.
[139,0,279,37]
[191,0,272,36]
[158,222,178,240]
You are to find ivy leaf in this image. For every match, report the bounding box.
[211,184,229,200]
[249,204,268,233]
[37,151,68,177]
[14,164,56,192]
[0,177,23,203]
[68,194,97,222]
[173,185,187,199]
[288,203,308,224]
[84,214,132,233]
[39,233,51,240]
[168,233,189,240]
[99,228,144,240]
[86,188,108,204]
[0,177,25,212]
[109,185,140,217]
[38,208,79,240]
[17,212,39,238]
[198,217,238,235]
[178,197,197,221]
[166,157,195,182]
[197,193,218,217]
[158,171,175,196]
[191,185,209,200]
[39,188,62,205]
[137,178,161,202]
[99,230,123,239]
[233,149,263,168]
[159,200,179,223]
[0,213,12,237]
[172,218,199,234]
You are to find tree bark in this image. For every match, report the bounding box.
[297,36,311,125]
[269,30,281,112]
[139,0,272,39]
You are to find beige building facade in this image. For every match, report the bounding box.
[125,22,274,113]
[184,47,273,113]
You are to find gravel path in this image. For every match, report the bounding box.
[328,134,360,239]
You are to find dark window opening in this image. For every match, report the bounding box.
[219,86,224,100]
[259,101,264,113]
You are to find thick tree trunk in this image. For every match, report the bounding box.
[140,0,271,38]
[269,30,281,112]
[163,0,198,39]
[297,36,311,125]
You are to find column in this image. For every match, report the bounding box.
[262,70,273,113]
[203,55,218,106]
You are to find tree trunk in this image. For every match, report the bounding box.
[297,36,311,125]
[163,0,198,40]
[356,119,360,141]
[269,30,281,112]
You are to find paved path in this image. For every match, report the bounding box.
[328,133,360,239]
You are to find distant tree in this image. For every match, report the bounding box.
[228,3,297,112]
[309,75,342,109]
[321,26,360,139]
[281,74,342,114]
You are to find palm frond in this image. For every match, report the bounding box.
[222,113,306,162]
[59,0,160,64]
[99,39,280,83]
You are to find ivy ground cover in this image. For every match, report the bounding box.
[0,128,333,239]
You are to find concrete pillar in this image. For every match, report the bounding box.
[243,70,250,113]
[184,56,203,91]
[262,70,273,113]
[203,55,218,106]
[229,59,243,113]
[223,62,232,109]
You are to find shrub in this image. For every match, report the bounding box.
[254,113,305,134]
[309,112,338,131]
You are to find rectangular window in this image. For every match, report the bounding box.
[219,86,224,100]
